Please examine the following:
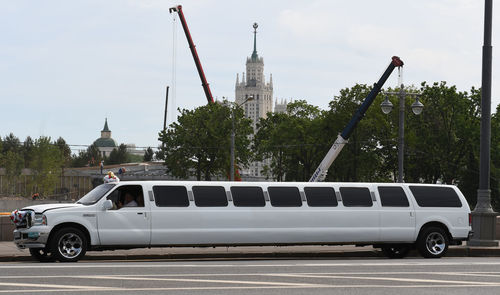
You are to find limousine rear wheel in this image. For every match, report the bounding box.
[417,226,449,258]
[50,227,87,262]
[381,245,410,259]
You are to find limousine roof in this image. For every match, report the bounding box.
[114,180,458,188]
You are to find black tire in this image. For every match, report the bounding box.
[29,248,56,262]
[417,226,449,258]
[49,227,87,262]
[381,244,410,259]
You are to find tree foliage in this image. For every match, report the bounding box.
[158,101,253,180]
[29,137,64,196]
[255,100,325,181]
[107,144,129,165]
[143,147,154,162]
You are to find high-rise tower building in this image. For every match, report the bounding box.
[235,23,275,178]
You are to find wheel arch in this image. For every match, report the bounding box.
[417,221,452,241]
[48,222,91,248]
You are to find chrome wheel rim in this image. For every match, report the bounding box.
[425,232,445,255]
[57,233,83,259]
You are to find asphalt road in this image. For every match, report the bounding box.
[0,257,500,294]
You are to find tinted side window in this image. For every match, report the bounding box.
[378,186,409,207]
[268,187,302,207]
[304,187,338,207]
[193,186,228,207]
[231,186,265,207]
[340,187,372,207]
[153,186,189,207]
[409,186,462,207]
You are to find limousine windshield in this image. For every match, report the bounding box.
[76,184,116,205]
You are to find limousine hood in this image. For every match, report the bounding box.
[22,203,83,214]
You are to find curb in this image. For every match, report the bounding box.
[1,246,500,262]
[0,250,384,262]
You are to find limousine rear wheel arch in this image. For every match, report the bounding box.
[418,222,453,242]
[416,226,450,258]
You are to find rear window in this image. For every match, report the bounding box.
[304,187,338,207]
[193,186,228,207]
[268,187,302,207]
[409,186,462,207]
[153,186,189,207]
[378,186,409,207]
[231,186,266,207]
[340,187,372,207]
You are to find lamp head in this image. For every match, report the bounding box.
[411,98,424,115]
[380,95,393,115]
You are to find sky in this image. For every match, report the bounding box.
[1,0,498,153]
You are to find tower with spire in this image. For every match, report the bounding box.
[235,22,274,130]
[93,118,118,157]
[235,23,275,178]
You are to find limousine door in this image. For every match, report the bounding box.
[97,185,151,246]
[377,186,416,241]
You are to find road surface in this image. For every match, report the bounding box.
[0,257,499,294]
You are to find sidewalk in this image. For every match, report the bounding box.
[1,242,500,262]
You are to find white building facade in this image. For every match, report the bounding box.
[235,23,286,178]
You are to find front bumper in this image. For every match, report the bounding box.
[13,226,52,249]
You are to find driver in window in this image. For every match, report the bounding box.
[118,192,138,208]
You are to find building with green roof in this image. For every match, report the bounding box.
[93,118,118,157]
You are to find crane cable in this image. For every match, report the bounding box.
[170,12,178,126]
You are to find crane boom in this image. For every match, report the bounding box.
[169,5,214,104]
[309,56,404,182]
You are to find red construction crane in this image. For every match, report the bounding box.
[169,5,214,104]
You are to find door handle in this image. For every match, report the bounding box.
[137,212,143,215]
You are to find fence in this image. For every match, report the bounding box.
[0,174,94,201]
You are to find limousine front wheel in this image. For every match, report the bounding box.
[50,227,87,262]
[417,227,449,258]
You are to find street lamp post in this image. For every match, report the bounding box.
[230,96,254,181]
[468,0,498,247]
[381,84,423,183]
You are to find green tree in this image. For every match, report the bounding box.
[254,100,325,181]
[55,137,72,168]
[158,101,253,180]
[488,103,500,211]
[321,84,393,182]
[107,144,129,165]
[143,147,154,162]
[86,144,102,166]
[2,150,24,195]
[29,137,64,196]
[22,136,35,168]
[2,133,21,153]
[404,82,481,198]
[70,143,102,167]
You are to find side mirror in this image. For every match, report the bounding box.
[103,199,114,210]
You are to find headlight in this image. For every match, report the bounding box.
[32,213,47,226]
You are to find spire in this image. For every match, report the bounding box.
[102,118,110,132]
[236,73,239,86]
[251,22,258,61]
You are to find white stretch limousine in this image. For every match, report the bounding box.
[13,181,472,262]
